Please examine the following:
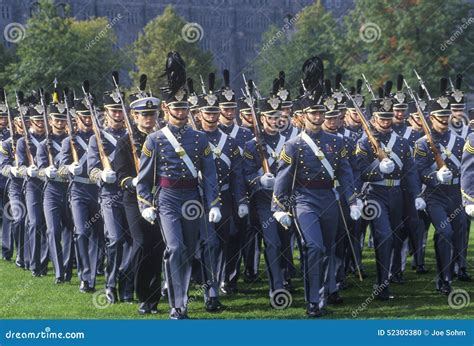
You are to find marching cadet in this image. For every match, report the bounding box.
[87,79,133,303]
[461,132,474,230]
[216,70,254,293]
[321,79,362,301]
[272,56,361,316]
[234,96,262,284]
[449,74,471,139]
[357,82,424,300]
[0,105,29,269]
[59,96,101,293]
[389,76,425,283]
[343,80,365,142]
[37,94,73,284]
[447,74,471,280]
[196,72,248,311]
[137,51,221,320]
[0,92,12,261]
[242,80,288,300]
[16,94,49,277]
[414,78,468,294]
[405,94,430,274]
[114,88,165,315]
[276,71,299,141]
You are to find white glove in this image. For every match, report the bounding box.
[45,165,57,179]
[415,197,426,211]
[260,173,275,190]
[132,177,138,187]
[436,167,453,184]
[350,204,362,221]
[238,204,249,218]
[10,166,19,178]
[273,211,292,228]
[356,198,364,211]
[68,162,82,175]
[27,165,39,178]
[100,169,116,184]
[141,207,157,224]
[209,207,222,223]
[379,158,395,174]
[465,205,474,218]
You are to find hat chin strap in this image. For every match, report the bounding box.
[431,115,449,125]
[201,117,218,125]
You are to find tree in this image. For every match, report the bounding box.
[338,0,474,94]
[0,45,17,88]
[252,1,342,97]
[4,0,121,97]
[131,5,215,93]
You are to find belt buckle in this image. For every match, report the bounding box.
[214,147,222,157]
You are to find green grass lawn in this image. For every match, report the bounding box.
[0,226,472,319]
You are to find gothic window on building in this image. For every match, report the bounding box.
[1,5,11,19]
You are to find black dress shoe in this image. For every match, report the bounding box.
[375,287,394,301]
[327,292,343,305]
[149,302,159,314]
[390,273,405,284]
[32,270,41,277]
[169,308,188,320]
[2,256,12,261]
[244,269,258,283]
[220,282,237,295]
[283,279,295,293]
[121,297,134,304]
[138,302,151,315]
[457,268,472,282]
[79,281,94,293]
[416,265,428,274]
[15,260,25,268]
[440,281,452,296]
[55,277,64,284]
[205,297,224,312]
[105,287,118,304]
[306,303,324,318]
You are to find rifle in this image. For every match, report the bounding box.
[40,88,55,167]
[63,89,79,164]
[340,83,387,160]
[15,90,34,166]
[82,80,112,170]
[199,75,207,94]
[242,74,270,173]
[413,69,432,100]
[404,80,446,170]
[362,73,376,99]
[111,71,140,172]
[2,89,17,163]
